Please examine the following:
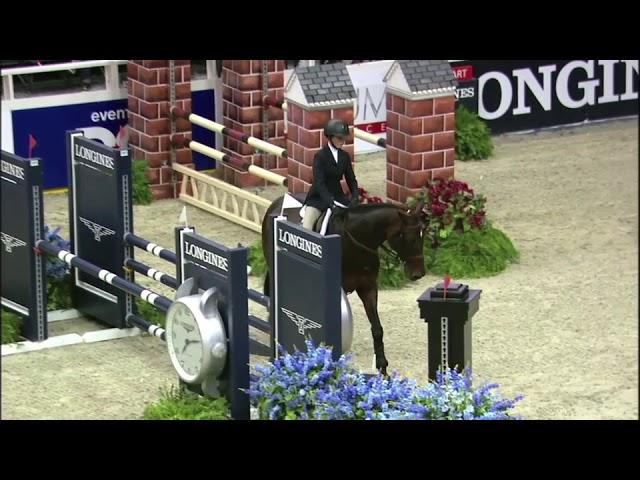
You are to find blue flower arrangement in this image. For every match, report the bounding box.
[43,225,71,279]
[248,340,523,420]
[42,226,73,310]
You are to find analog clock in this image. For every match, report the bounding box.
[166,279,228,393]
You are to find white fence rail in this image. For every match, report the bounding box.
[1,60,128,101]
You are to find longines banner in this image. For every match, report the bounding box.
[449,60,638,133]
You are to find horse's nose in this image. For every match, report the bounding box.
[405,261,425,281]
[406,266,425,281]
[410,271,425,281]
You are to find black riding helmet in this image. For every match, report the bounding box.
[323,118,350,138]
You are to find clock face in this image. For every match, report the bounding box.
[169,302,204,379]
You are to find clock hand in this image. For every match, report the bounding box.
[183,339,202,350]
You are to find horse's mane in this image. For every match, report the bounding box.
[348,203,406,213]
[333,203,411,232]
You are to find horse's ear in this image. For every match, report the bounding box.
[410,200,427,229]
[412,200,425,216]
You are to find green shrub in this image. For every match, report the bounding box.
[248,241,268,277]
[424,223,519,278]
[377,246,410,289]
[132,159,153,205]
[48,277,73,311]
[143,384,231,420]
[135,299,166,328]
[455,105,494,161]
[1,309,23,344]
[404,180,518,278]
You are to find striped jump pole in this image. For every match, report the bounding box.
[171,135,287,187]
[36,240,173,313]
[126,232,262,299]
[354,128,387,148]
[126,313,166,341]
[248,314,271,335]
[124,233,177,264]
[247,288,269,308]
[124,258,179,289]
[171,105,288,158]
[262,96,287,111]
[262,97,288,137]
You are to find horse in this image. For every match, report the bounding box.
[261,194,427,376]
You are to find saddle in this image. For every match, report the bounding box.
[280,193,347,235]
[314,210,330,234]
[291,206,330,234]
[313,207,348,235]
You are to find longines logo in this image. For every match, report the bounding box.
[281,307,322,335]
[455,87,475,100]
[476,60,638,120]
[183,241,228,272]
[1,160,25,180]
[1,232,26,253]
[79,217,116,242]
[278,229,322,258]
[74,144,115,170]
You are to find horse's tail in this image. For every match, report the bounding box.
[263,271,271,297]
[261,195,283,300]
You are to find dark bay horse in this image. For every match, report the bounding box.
[261,194,427,375]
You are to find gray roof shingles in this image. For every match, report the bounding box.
[294,62,356,105]
[396,60,458,93]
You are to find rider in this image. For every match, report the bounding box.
[302,118,359,231]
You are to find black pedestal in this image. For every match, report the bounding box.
[417,283,482,381]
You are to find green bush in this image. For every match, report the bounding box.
[136,299,166,328]
[402,179,518,277]
[377,246,410,289]
[48,277,73,311]
[1,309,23,344]
[132,159,153,205]
[455,105,494,161]
[143,385,231,420]
[248,241,268,277]
[424,223,519,278]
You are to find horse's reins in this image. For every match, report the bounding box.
[343,228,380,256]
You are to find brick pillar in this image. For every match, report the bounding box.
[127,60,192,200]
[220,60,287,188]
[385,93,456,204]
[285,104,354,194]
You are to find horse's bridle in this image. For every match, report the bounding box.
[344,223,424,264]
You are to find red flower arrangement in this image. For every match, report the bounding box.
[358,187,384,204]
[408,178,487,246]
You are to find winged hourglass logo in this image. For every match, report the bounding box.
[79,217,115,242]
[281,307,322,335]
[1,232,27,253]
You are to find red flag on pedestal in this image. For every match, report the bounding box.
[443,274,452,300]
[28,134,38,158]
